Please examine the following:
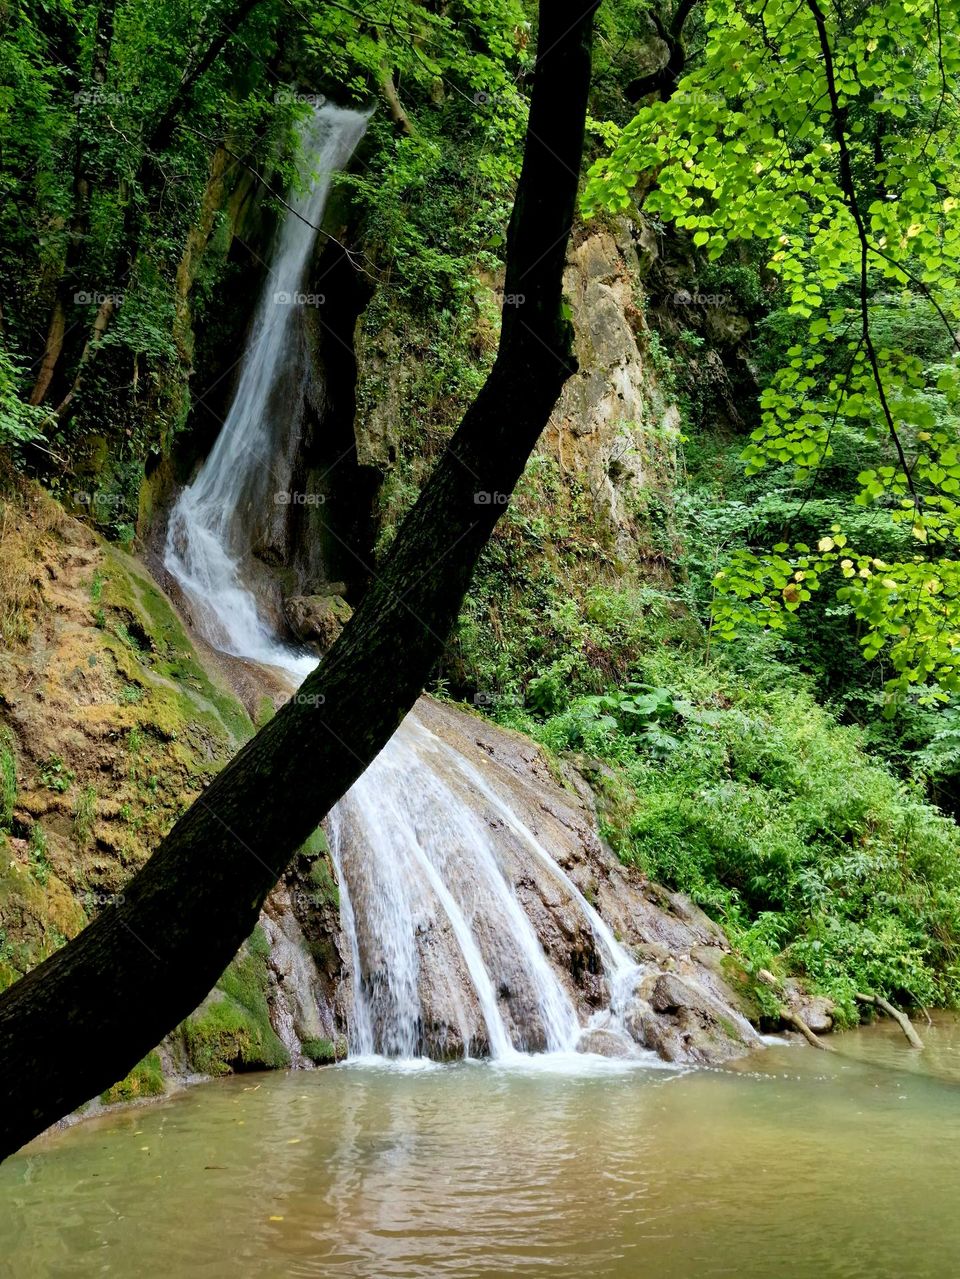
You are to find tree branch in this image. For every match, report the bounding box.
[804,0,922,518]
[626,0,701,102]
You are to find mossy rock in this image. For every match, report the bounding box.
[182,994,290,1076]
[180,927,289,1075]
[100,548,253,745]
[301,1035,348,1064]
[306,855,339,910]
[100,1051,165,1104]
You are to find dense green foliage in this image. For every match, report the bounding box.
[587,0,960,706]
[494,648,960,1022]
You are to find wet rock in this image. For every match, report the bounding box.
[319,697,764,1069]
[576,1027,640,1059]
[261,886,338,1067]
[625,972,758,1066]
[284,593,352,652]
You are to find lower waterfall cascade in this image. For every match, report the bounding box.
[163,103,759,1067]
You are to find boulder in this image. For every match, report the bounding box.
[576,1027,640,1059]
[625,972,756,1066]
[284,593,352,653]
[783,979,835,1034]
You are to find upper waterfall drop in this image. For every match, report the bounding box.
[164,103,370,678]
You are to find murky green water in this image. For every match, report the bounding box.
[3,1018,960,1278]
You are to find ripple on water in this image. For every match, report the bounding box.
[3,1020,960,1278]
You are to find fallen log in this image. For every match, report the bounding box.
[855,993,924,1049]
[780,1007,835,1051]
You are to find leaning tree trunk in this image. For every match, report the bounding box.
[0,0,601,1159]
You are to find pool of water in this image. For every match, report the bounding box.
[3,1017,960,1278]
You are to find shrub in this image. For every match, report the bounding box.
[523,654,960,1021]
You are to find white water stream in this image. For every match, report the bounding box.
[164,104,643,1063]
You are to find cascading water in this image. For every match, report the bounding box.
[163,102,648,1065]
[165,104,370,679]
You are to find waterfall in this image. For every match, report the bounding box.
[163,102,647,1066]
[164,104,370,679]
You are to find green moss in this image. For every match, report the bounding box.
[301,1035,347,1064]
[182,928,289,1076]
[100,549,253,745]
[307,856,339,910]
[247,922,271,960]
[0,728,15,829]
[100,1051,165,1104]
[301,827,329,858]
[182,995,289,1076]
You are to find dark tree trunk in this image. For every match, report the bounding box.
[0,0,601,1159]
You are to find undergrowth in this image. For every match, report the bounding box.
[483,625,960,1023]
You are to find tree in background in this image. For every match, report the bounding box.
[587,0,960,710]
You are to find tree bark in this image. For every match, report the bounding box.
[779,1007,835,1051]
[0,0,600,1160]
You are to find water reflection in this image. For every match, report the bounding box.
[3,1018,960,1277]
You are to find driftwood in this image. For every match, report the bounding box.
[855,993,924,1049]
[779,1007,835,1051]
[757,969,835,1051]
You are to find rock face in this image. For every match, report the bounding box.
[352,220,680,570]
[261,885,340,1066]
[543,225,680,560]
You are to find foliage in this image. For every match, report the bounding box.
[0,343,50,451]
[585,0,960,706]
[0,0,535,525]
[513,653,960,1021]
